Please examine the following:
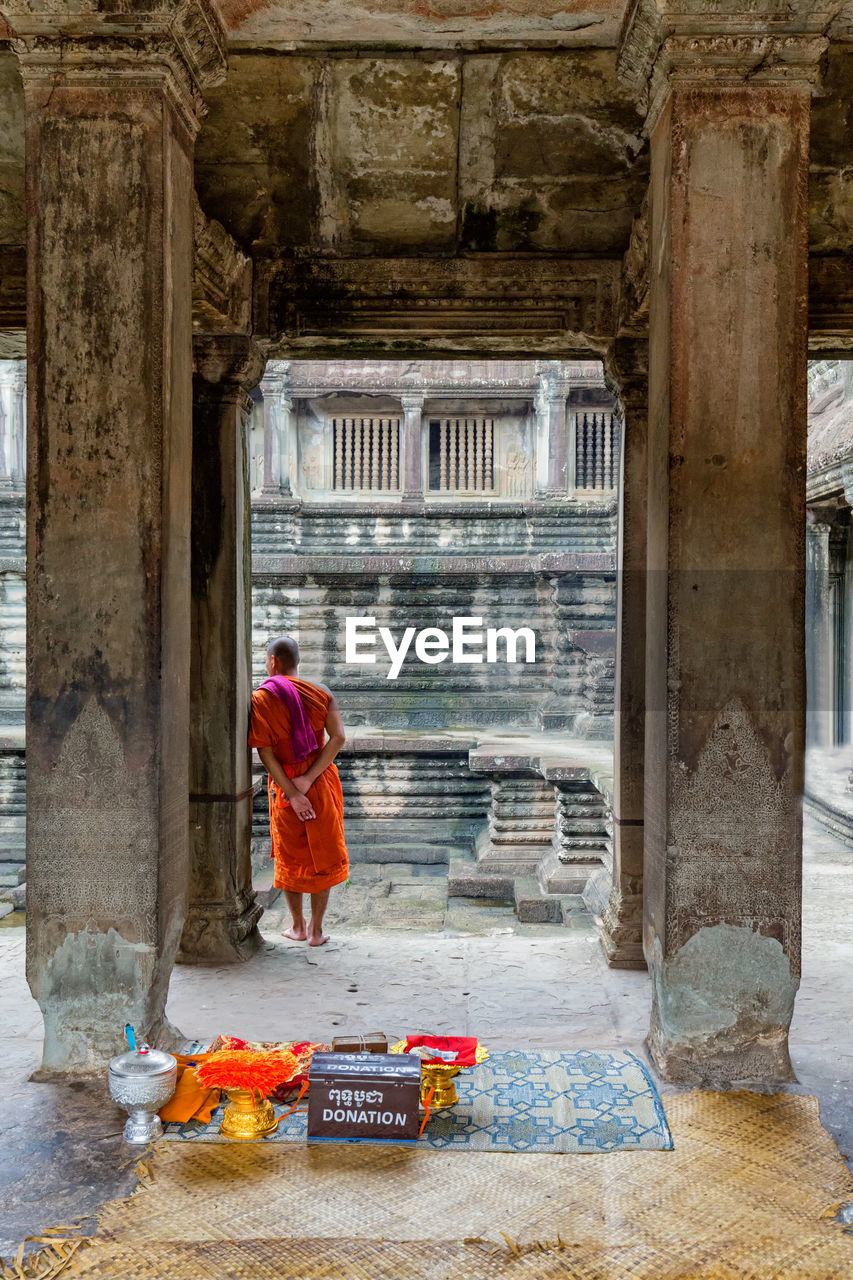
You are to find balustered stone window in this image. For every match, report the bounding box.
[428,418,495,493]
[332,417,401,491]
[575,411,617,492]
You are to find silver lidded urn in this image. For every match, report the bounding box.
[108,1044,177,1144]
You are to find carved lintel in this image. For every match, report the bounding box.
[619,2,829,130]
[193,197,253,336]
[5,0,227,129]
[260,254,622,354]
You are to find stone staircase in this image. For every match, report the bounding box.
[445,751,613,928]
[248,735,614,932]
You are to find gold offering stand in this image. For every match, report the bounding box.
[390,1040,489,1109]
[220,1088,279,1140]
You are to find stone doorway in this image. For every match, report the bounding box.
[245,356,621,942]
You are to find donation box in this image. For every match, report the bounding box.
[307,1052,421,1143]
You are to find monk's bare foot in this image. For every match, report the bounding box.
[307,933,330,947]
[283,925,308,941]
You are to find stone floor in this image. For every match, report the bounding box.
[261,859,592,937]
[1,811,852,1264]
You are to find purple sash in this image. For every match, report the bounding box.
[259,675,322,762]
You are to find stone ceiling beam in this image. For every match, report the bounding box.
[5,238,852,352]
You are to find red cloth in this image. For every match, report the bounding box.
[405,1035,479,1066]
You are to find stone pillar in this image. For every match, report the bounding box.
[805,516,834,750]
[600,340,648,969]
[13,1,226,1075]
[0,360,25,487]
[400,393,425,499]
[13,367,26,484]
[0,377,9,488]
[179,336,265,965]
[619,11,823,1082]
[535,370,571,497]
[259,367,293,497]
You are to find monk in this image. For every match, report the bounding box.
[248,636,349,946]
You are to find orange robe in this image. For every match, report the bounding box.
[248,677,349,895]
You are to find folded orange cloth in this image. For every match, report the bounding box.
[158,1054,220,1124]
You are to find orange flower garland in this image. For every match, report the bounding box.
[196,1049,302,1097]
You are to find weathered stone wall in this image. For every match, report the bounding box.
[251,551,616,733]
[253,500,615,555]
[337,741,491,862]
[0,567,24,725]
[250,359,619,734]
[193,50,646,259]
[0,745,24,877]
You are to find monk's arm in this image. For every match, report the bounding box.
[257,746,316,820]
[292,698,346,793]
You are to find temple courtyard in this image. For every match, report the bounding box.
[1,811,852,1269]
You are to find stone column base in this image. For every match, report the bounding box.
[599,884,646,969]
[177,893,263,965]
[647,1012,795,1087]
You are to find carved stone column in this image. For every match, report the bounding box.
[805,516,834,750]
[400,392,425,499]
[619,6,824,1083]
[259,366,294,497]
[600,338,648,969]
[535,370,571,497]
[179,336,265,965]
[10,0,227,1075]
[11,362,26,486]
[0,373,9,488]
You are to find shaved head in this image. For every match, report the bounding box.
[266,635,300,673]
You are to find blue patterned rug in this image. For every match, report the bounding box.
[163,1050,673,1153]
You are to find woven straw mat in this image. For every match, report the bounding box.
[18,1091,853,1280]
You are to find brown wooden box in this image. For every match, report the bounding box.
[331,1032,388,1054]
[307,1053,421,1143]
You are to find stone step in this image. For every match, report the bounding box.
[0,861,25,886]
[512,876,565,924]
[347,843,458,866]
[447,857,514,902]
[251,862,281,911]
[537,851,601,895]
